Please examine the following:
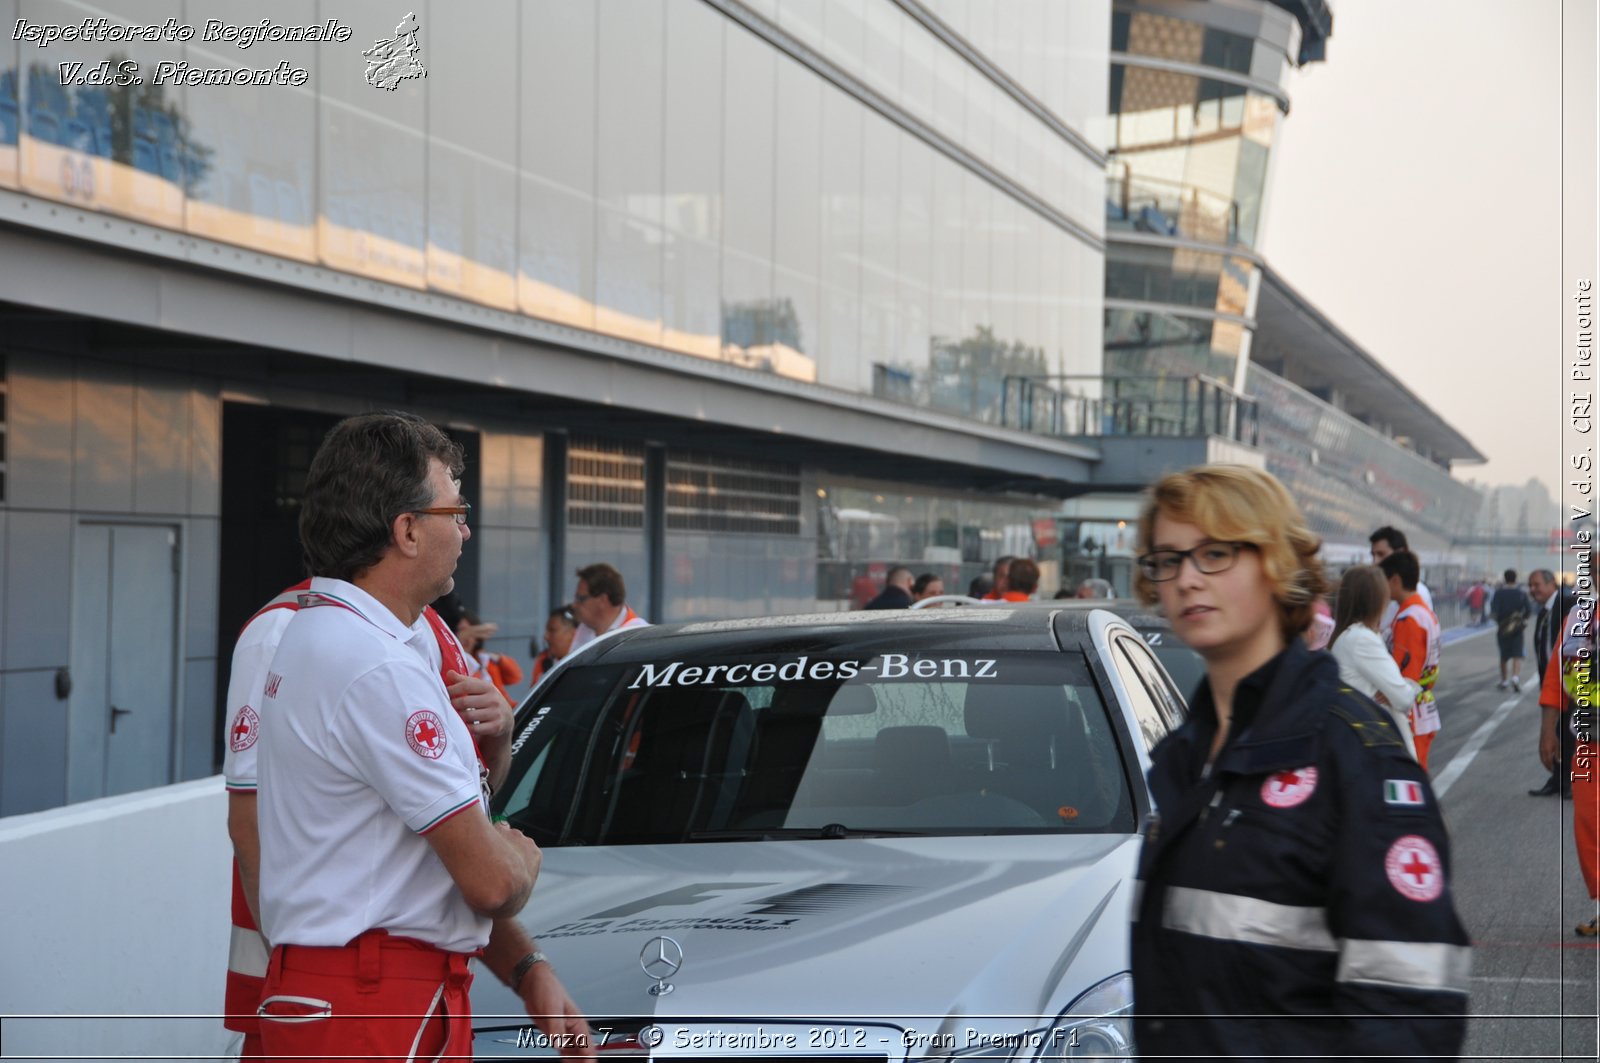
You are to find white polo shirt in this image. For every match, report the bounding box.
[570,604,649,652]
[257,579,490,953]
[222,579,458,793]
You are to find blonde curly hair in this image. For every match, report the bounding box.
[1134,464,1328,639]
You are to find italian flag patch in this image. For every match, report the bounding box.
[1385,779,1425,807]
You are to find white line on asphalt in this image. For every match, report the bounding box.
[1432,694,1525,799]
[1471,976,1586,985]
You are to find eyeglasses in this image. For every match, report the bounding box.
[572,592,593,604]
[412,502,471,525]
[1138,541,1250,582]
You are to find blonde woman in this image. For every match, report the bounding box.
[1129,465,1468,1061]
[1330,565,1422,760]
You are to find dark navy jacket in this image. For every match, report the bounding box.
[1132,640,1469,1062]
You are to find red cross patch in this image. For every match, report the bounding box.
[406,710,447,759]
[229,705,260,752]
[1385,835,1444,902]
[1260,765,1318,808]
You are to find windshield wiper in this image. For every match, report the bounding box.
[687,823,927,841]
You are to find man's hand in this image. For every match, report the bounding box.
[497,820,542,884]
[521,962,594,1059]
[447,670,514,738]
[485,921,594,1059]
[1540,707,1562,773]
[448,670,515,788]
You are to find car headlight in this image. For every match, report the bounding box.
[911,972,1132,1063]
[1035,972,1133,1062]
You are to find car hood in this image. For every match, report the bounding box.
[471,834,1137,1034]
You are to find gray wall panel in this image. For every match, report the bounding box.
[4,511,72,670]
[185,518,220,662]
[188,387,222,518]
[0,511,6,676]
[6,354,74,511]
[1,670,68,816]
[472,530,512,639]
[480,433,514,528]
[499,528,544,642]
[133,370,190,515]
[508,436,544,530]
[72,363,136,513]
[180,657,217,782]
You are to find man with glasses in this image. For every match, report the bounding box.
[253,412,587,1060]
[569,561,649,652]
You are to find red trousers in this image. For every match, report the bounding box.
[1576,740,1600,899]
[258,931,475,1062]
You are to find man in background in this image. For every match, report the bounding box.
[570,562,649,652]
[1528,568,1575,797]
[982,555,1016,600]
[1491,569,1531,692]
[1003,558,1040,602]
[865,566,915,609]
[1369,526,1433,641]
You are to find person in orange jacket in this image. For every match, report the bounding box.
[1380,551,1441,771]
[1540,553,1598,936]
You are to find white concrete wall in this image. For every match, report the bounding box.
[0,776,237,1062]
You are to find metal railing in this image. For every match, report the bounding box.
[1106,170,1240,246]
[1000,373,1261,445]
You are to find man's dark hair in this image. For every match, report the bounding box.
[299,412,464,581]
[886,566,913,587]
[1369,526,1410,552]
[968,573,994,598]
[548,604,578,628]
[576,562,626,605]
[993,555,1017,576]
[1379,550,1420,591]
[1532,568,1556,584]
[1007,557,1040,594]
[1504,569,1517,584]
[912,572,941,596]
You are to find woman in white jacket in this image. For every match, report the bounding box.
[1329,564,1421,760]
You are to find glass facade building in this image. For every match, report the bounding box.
[1094,0,1482,573]
[0,0,1111,815]
[0,0,1107,424]
[1103,0,1299,393]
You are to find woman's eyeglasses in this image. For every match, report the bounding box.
[1137,541,1250,582]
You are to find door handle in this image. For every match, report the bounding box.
[110,705,133,733]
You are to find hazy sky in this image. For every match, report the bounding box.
[1260,0,1567,492]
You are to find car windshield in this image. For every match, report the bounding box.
[492,650,1135,845]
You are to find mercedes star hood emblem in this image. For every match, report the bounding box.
[640,936,684,996]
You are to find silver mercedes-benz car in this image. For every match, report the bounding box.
[471,606,1190,1061]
